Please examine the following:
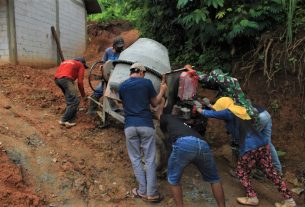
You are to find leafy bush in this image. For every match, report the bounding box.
[88,0,303,73]
[127,0,287,70]
[87,0,140,25]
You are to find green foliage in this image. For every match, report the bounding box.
[126,0,286,68]
[271,99,280,113]
[292,1,305,33]
[90,0,303,70]
[179,9,209,25]
[281,0,299,43]
[87,0,140,24]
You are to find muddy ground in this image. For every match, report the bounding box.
[0,21,304,207]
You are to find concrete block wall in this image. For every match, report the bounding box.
[0,0,87,67]
[0,0,9,64]
[59,0,86,60]
[14,0,57,67]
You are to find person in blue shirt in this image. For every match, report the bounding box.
[197,97,295,207]
[253,104,282,174]
[119,63,167,203]
[87,36,125,115]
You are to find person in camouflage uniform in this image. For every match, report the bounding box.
[184,64,255,118]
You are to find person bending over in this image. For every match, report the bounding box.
[197,97,295,207]
[155,102,226,207]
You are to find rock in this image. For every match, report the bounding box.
[102,194,111,202]
[99,185,105,191]
[3,105,11,109]
[40,103,48,108]
[24,74,31,79]
[51,194,57,198]
[291,187,304,195]
[52,158,57,163]
[74,178,86,190]
[25,134,44,148]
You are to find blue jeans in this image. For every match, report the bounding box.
[124,126,158,196]
[167,136,220,185]
[92,82,103,99]
[259,110,282,173]
[55,78,79,122]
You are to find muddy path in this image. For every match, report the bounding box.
[0,21,304,206]
[1,87,302,207]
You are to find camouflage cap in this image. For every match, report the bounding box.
[210,68,227,77]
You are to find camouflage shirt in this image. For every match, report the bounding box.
[196,69,255,117]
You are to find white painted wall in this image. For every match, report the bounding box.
[14,0,57,67]
[6,0,87,67]
[0,0,9,64]
[59,0,86,60]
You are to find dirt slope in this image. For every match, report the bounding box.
[0,21,303,206]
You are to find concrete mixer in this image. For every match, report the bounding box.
[88,38,208,172]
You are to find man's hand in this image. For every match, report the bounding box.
[202,98,212,107]
[184,64,194,72]
[193,100,202,109]
[197,108,203,114]
[160,80,168,94]
[161,74,167,84]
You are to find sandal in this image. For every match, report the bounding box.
[132,188,146,199]
[237,197,259,206]
[142,193,164,203]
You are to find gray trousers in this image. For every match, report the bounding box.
[55,78,79,122]
[124,126,158,196]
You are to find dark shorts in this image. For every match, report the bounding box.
[167,136,220,185]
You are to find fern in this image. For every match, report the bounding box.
[240,19,259,29]
[180,9,209,26]
[249,9,263,18]
[177,0,190,9]
[228,25,244,40]
[206,0,224,8]
[216,11,226,19]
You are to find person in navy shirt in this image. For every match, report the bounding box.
[119,63,167,203]
[197,97,295,207]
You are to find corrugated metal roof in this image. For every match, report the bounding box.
[84,0,102,14]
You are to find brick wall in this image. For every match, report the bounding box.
[59,0,86,60]
[0,0,9,64]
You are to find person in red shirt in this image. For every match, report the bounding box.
[55,57,88,127]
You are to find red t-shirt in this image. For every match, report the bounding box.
[55,60,86,97]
